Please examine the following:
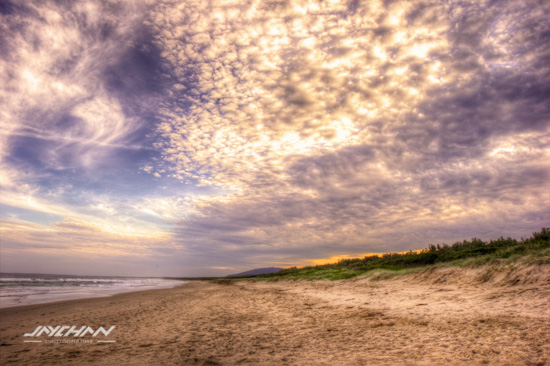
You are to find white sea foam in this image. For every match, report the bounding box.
[0,274,185,308]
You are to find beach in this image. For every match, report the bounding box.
[1,265,549,365]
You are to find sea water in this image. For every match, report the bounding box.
[0,273,185,308]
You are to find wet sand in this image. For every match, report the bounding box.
[1,264,549,365]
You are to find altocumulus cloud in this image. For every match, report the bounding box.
[0,0,549,276]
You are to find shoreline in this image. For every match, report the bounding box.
[0,277,186,309]
[1,266,549,365]
[0,282,188,311]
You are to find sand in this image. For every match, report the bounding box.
[1,264,549,365]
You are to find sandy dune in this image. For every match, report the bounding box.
[1,264,549,365]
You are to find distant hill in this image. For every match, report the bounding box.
[227,267,284,277]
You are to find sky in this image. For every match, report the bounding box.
[0,0,548,277]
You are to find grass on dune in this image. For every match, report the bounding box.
[227,229,550,282]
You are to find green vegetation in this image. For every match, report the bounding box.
[229,228,550,281]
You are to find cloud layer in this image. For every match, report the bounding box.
[1,0,549,276]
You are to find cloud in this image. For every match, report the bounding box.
[0,0,178,271]
[147,0,549,267]
[1,0,548,275]
[0,1,161,175]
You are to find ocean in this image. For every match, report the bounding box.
[0,273,185,308]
